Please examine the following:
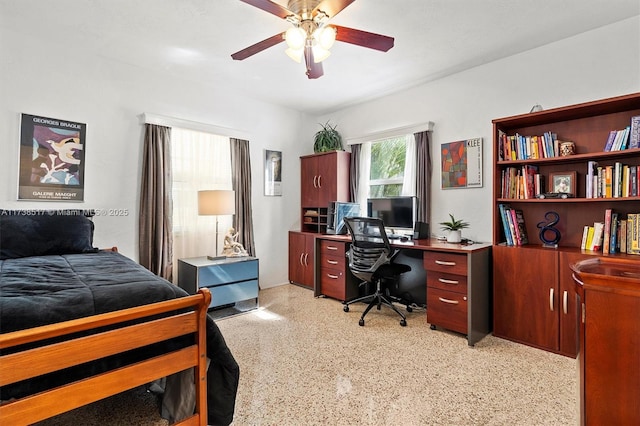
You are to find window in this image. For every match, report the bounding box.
[369,136,408,197]
[356,134,416,213]
[171,127,232,267]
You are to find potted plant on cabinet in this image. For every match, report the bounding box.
[439,213,469,243]
[313,121,343,153]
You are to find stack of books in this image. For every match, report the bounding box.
[498,203,529,246]
[582,208,640,254]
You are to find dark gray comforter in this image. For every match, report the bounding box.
[0,251,238,425]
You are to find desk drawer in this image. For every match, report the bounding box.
[320,253,346,270]
[205,280,259,308]
[320,267,348,301]
[320,240,347,256]
[427,271,467,295]
[423,252,467,276]
[197,259,258,287]
[427,287,467,335]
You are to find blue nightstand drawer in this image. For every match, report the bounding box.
[198,259,258,287]
[206,279,259,308]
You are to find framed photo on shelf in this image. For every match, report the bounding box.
[548,171,576,194]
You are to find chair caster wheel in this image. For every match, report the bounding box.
[343,305,349,312]
[406,306,413,313]
[400,319,407,326]
[430,324,436,330]
[359,319,365,326]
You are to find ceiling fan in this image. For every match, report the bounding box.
[231,0,394,79]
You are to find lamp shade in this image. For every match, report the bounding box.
[198,190,235,216]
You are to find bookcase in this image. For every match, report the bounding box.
[491,92,640,357]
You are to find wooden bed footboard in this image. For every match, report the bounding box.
[0,288,212,426]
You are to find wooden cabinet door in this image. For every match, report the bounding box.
[288,232,314,288]
[493,245,559,352]
[315,153,338,207]
[558,251,600,357]
[300,156,319,207]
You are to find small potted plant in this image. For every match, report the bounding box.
[439,213,469,243]
[313,121,343,153]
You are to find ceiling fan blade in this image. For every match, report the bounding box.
[333,25,394,52]
[239,0,294,19]
[312,0,355,19]
[304,46,324,79]
[231,33,285,60]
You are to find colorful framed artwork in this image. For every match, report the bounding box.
[18,114,86,201]
[264,149,282,196]
[548,171,576,195]
[441,137,483,189]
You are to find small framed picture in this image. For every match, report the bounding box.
[548,171,576,195]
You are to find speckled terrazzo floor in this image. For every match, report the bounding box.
[217,284,578,426]
[35,283,579,425]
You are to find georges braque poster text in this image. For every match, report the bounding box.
[18,114,86,201]
[441,137,483,189]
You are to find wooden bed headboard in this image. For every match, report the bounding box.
[0,288,212,425]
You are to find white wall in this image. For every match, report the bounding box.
[0,27,308,289]
[314,17,640,244]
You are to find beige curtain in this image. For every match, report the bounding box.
[349,144,360,204]
[139,124,173,281]
[415,130,432,223]
[230,138,255,256]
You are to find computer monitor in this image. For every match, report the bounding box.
[367,196,417,230]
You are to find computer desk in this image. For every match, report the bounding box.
[314,235,492,346]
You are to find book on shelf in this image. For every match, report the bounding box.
[513,209,529,245]
[620,219,627,253]
[602,208,612,254]
[628,213,640,255]
[580,225,591,250]
[584,226,595,251]
[498,203,514,246]
[586,160,598,198]
[591,221,605,251]
[630,115,640,149]
[609,213,619,253]
[604,130,617,151]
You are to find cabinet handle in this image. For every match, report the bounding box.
[327,273,339,279]
[435,260,456,266]
[317,175,322,188]
[438,297,459,305]
[327,259,338,265]
[313,175,318,188]
[438,278,459,285]
[299,253,305,266]
[304,253,309,266]
[549,288,555,312]
[326,245,338,251]
[582,303,586,324]
[563,291,568,315]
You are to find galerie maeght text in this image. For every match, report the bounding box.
[18,114,87,201]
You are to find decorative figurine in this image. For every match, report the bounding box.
[537,211,561,247]
[222,227,248,257]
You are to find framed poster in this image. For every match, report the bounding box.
[264,149,282,196]
[18,114,86,201]
[441,137,483,189]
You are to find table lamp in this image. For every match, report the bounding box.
[198,189,235,260]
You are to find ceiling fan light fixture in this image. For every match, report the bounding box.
[285,47,304,63]
[314,26,336,50]
[312,45,330,63]
[285,27,306,50]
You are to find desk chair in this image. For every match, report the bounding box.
[342,217,412,326]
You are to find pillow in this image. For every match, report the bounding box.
[0,210,99,259]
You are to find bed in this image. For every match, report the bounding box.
[0,210,239,425]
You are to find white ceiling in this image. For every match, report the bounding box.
[3,0,639,115]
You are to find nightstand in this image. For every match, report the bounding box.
[177,256,259,310]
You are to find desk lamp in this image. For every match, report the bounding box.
[198,189,235,260]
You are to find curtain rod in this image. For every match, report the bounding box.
[140,113,251,140]
[345,121,434,146]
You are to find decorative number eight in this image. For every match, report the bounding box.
[537,211,561,245]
